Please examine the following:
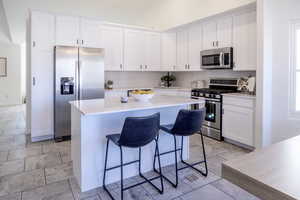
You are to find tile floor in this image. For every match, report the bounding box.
[0,105,261,200]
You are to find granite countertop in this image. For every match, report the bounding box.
[222,93,256,99]
[70,95,204,116]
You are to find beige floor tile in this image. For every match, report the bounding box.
[25,152,62,171]
[0,193,21,200]
[211,179,260,200]
[45,161,73,184]
[0,151,8,163]
[0,169,45,197]
[0,160,24,177]
[22,180,74,200]
[69,177,100,200]
[8,146,42,161]
[180,184,234,200]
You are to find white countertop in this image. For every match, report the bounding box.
[222,93,256,99]
[70,95,204,116]
[223,135,300,200]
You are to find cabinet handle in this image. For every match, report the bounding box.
[140,65,143,69]
[32,77,36,86]
[32,41,36,47]
[145,65,147,69]
[216,41,219,47]
[120,64,122,69]
[213,41,215,47]
[188,64,190,69]
[82,40,84,45]
[76,40,79,45]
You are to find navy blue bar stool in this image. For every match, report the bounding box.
[103,113,164,200]
[153,108,208,188]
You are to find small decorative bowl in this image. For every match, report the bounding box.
[132,93,154,102]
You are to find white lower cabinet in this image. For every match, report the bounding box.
[222,96,255,147]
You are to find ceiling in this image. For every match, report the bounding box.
[1,0,255,44]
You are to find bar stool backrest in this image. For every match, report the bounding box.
[118,113,160,148]
[171,109,205,136]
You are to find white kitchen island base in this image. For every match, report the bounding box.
[71,96,204,192]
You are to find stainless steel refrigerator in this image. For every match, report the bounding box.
[54,46,104,141]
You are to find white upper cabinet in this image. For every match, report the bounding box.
[124,29,145,71]
[233,11,257,71]
[145,32,161,71]
[176,30,189,71]
[80,19,102,48]
[101,26,124,71]
[31,11,55,51]
[188,25,202,70]
[203,22,217,50]
[55,15,80,46]
[161,33,177,71]
[217,17,233,48]
[203,17,233,49]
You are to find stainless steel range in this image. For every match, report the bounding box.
[191,78,239,141]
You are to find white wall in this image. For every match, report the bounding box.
[2,0,256,43]
[0,42,22,106]
[0,0,22,106]
[257,0,300,146]
[143,0,256,30]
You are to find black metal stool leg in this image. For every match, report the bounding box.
[103,140,116,200]
[155,138,164,193]
[199,131,208,176]
[139,145,164,194]
[180,134,208,177]
[120,146,124,200]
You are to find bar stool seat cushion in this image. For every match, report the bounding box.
[106,134,121,146]
[159,124,174,134]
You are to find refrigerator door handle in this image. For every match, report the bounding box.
[78,61,82,100]
[75,61,79,100]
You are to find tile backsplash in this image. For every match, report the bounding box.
[105,70,256,89]
[174,70,256,88]
[105,71,166,88]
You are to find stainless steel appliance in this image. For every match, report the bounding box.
[191,78,239,140]
[54,46,105,141]
[201,47,233,69]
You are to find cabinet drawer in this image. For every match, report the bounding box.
[223,96,255,108]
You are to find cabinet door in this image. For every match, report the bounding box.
[30,12,55,139]
[202,22,217,50]
[188,25,202,71]
[80,18,102,48]
[145,32,161,71]
[176,30,189,71]
[56,15,80,46]
[223,105,254,146]
[124,29,145,71]
[31,12,55,51]
[233,11,257,71]
[161,33,176,71]
[101,26,124,71]
[217,17,233,48]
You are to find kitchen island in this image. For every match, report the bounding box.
[70,95,205,192]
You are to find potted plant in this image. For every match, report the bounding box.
[106,80,114,89]
[160,74,176,87]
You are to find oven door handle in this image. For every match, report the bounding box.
[219,52,224,66]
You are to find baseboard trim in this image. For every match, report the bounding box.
[31,135,54,142]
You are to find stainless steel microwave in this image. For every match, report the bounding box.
[201,47,233,69]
